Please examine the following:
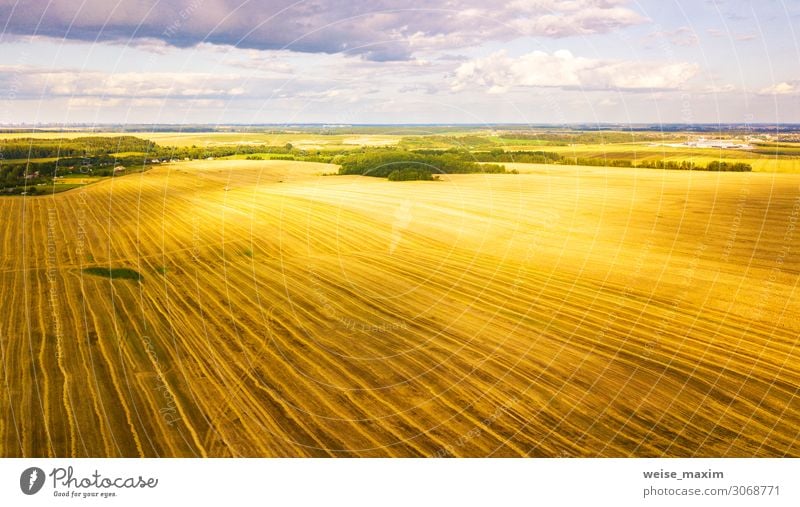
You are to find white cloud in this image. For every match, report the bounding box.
[1,67,264,99]
[759,82,797,95]
[509,3,646,38]
[452,50,699,93]
[649,26,699,47]
[51,71,247,98]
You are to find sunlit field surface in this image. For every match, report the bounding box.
[1,159,798,457]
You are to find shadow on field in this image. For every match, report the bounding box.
[83,267,143,282]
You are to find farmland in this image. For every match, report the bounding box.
[538,143,800,173]
[4,129,800,176]
[1,157,798,457]
[0,131,401,149]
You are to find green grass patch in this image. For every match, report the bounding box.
[83,267,143,281]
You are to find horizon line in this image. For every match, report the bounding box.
[2,122,800,128]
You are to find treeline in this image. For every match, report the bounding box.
[336,149,506,180]
[497,131,685,144]
[0,136,155,159]
[156,142,295,160]
[572,157,634,167]
[565,157,752,171]
[245,154,295,161]
[705,161,753,172]
[159,143,345,164]
[2,153,156,176]
[398,135,498,150]
[0,136,342,193]
[471,149,562,164]
[408,148,561,164]
[388,169,434,181]
[0,137,302,162]
[398,131,680,149]
[334,147,753,182]
[0,154,159,194]
[0,136,164,193]
[418,147,754,172]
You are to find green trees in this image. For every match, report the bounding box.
[334,147,753,181]
[570,157,633,168]
[0,136,164,192]
[0,136,155,159]
[564,157,751,172]
[706,161,752,172]
[337,149,507,180]
[637,159,751,171]
[387,169,434,181]
[472,150,562,164]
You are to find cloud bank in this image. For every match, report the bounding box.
[452,50,699,93]
[0,0,646,60]
[759,82,797,96]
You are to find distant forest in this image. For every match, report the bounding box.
[338,147,752,181]
[0,137,304,193]
[336,150,506,180]
[0,136,753,193]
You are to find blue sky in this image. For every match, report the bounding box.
[0,0,797,124]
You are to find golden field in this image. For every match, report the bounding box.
[0,131,401,149]
[538,143,800,173]
[1,160,798,457]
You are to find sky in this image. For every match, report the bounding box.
[0,0,798,125]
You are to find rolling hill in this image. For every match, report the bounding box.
[1,160,798,457]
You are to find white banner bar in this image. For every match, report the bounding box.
[1,458,796,506]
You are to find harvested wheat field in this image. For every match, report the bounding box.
[1,160,798,457]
